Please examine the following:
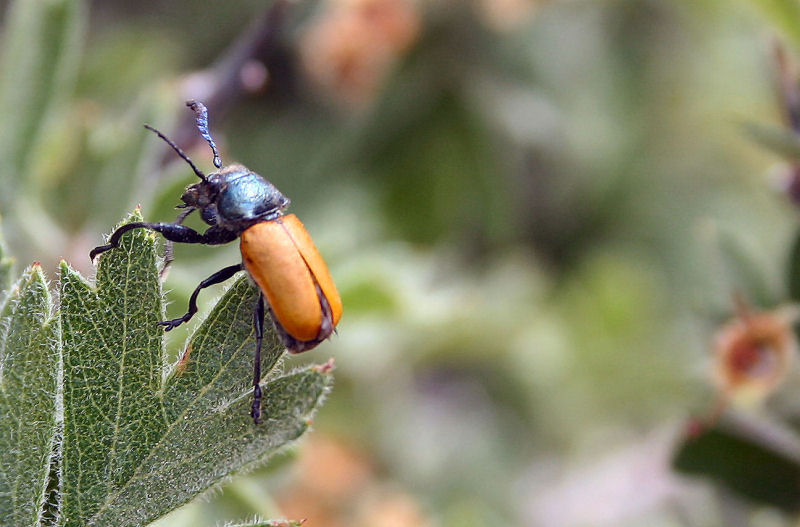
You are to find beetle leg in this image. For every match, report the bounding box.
[91,222,204,260]
[158,263,243,331]
[90,222,237,261]
[250,293,266,424]
[161,208,196,279]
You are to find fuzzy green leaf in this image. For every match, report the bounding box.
[0,264,61,527]
[60,212,333,526]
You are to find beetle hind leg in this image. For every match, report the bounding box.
[250,293,266,424]
[158,263,243,331]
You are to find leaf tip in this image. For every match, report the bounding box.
[58,259,78,277]
[127,206,145,223]
[312,357,336,374]
[22,261,47,286]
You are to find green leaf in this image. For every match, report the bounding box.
[787,227,800,302]
[60,211,333,526]
[360,84,506,244]
[0,0,86,200]
[228,521,306,527]
[0,221,16,305]
[0,264,61,527]
[715,227,777,308]
[745,0,800,50]
[673,416,800,512]
[743,121,800,163]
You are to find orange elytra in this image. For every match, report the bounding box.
[241,214,342,350]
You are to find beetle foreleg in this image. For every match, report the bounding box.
[90,221,239,261]
[250,293,266,424]
[158,263,243,331]
[90,222,208,261]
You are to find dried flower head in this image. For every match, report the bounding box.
[477,0,542,33]
[712,306,797,403]
[300,0,421,108]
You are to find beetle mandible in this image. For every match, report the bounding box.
[90,100,342,423]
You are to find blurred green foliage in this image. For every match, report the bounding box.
[5,0,800,525]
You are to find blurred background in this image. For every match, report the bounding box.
[4,0,800,525]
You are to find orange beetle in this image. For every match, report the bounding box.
[90,101,341,423]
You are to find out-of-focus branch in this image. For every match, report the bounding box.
[162,0,296,166]
[773,42,800,206]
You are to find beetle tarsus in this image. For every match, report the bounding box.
[157,317,189,331]
[250,384,262,423]
[89,222,150,261]
[89,244,114,261]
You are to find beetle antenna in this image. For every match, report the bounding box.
[144,124,207,181]
[186,100,223,169]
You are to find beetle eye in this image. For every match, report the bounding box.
[180,187,197,206]
[199,178,222,201]
[206,180,221,195]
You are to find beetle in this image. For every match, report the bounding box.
[90,100,342,423]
